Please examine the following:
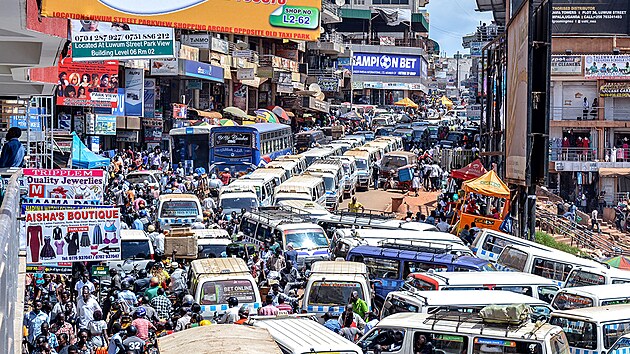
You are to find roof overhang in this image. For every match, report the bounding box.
[475,0,506,25]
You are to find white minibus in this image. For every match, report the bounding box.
[471,229,555,262]
[565,266,630,288]
[551,284,630,310]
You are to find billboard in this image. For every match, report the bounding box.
[23,168,105,203]
[42,0,322,41]
[552,1,629,35]
[69,20,175,61]
[551,55,582,75]
[600,82,630,97]
[56,54,119,108]
[94,115,116,135]
[349,53,422,76]
[124,68,144,116]
[584,55,630,79]
[505,0,529,185]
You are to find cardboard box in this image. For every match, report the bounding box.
[169,227,195,237]
[165,236,198,258]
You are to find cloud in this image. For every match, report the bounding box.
[426,0,495,56]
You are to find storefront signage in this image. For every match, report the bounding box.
[303,97,330,113]
[144,79,156,118]
[116,130,139,142]
[91,265,109,277]
[94,115,116,135]
[233,50,252,58]
[187,80,202,90]
[172,103,188,119]
[237,68,255,81]
[277,84,294,93]
[276,43,299,61]
[470,42,486,57]
[179,44,199,61]
[552,1,629,35]
[26,263,73,275]
[585,55,630,79]
[25,208,121,263]
[69,20,174,61]
[124,69,144,117]
[317,77,339,92]
[348,53,422,76]
[214,132,252,147]
[182,59,224,83]
[600,82,630,97]
[10,107,44,132]
[551,55,582,75]
[56,54,119,108]
[211,37,229,54]
[150,58,178,76]
[181,34,210,49]
[143,118,163,143]
[23,169,105,203]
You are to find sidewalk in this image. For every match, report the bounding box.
[386,190,440,218]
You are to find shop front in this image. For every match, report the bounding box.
[116,116,141,150]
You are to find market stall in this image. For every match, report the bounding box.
[456,170,511,233]
[451,159,487,181]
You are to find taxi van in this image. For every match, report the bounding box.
[248,166,288,187]
[470,228,554,262]
[273,174,326,206]
[381,290,553,320]
[275,155,308,175]
[188,258,261,319]
[157,194,203,230]
[343,148,374,190]
[302,260,371,322]
[565,266,630,288]
[549,304,630,354]
[358,308,569,354]
[401,271,560,303]
[551,284,630,310]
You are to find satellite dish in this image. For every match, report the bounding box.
[335,0,344,6]
[235,41,249,50]
[320,27,325,33]
[309,83,322,93]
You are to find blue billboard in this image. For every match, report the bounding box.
[350,53,422,76]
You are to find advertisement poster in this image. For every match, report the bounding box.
[144,79,156,118]
[172,103,188,119]
[150,58,178,75]
[43,0,321,41]
[57,113,71,132]
[552,1,629,35]
[95,115,116,135]
[69,20,175,61]
[143,118,163,143]
[112,88,126,116]
[233,82,248,111]
[317,77,339,92]
[551,55,582,75]
[348,53,422,76]
[584,55,630,79]
[56,54,119,108]
[24,169,105,202]
[25,209,121,263]
[10,107,44,132]
[124,69,144,116]
[600,82,630,97]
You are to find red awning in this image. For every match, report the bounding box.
[451,159,487,181]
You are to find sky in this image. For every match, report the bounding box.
[425,0,495,56]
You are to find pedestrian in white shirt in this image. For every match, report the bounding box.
[77,286,101,329]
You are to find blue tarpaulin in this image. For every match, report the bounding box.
[71,133,109,169]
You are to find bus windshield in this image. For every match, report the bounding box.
[172,134,209,170]
[219,197,258,211]
[285,229,329,249]
[160,200,200,217]
[355,159,368,170]
[323,176,335,192]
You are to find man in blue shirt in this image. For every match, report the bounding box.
[0,127,25,167]
[24,300,49,349]
[321,312,341,333]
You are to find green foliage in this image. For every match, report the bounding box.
[535,231,588,256]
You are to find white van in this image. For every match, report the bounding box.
[299,148,334,166]
[496,244,603,287]
[233,174,277,207]
[251,314,362,354]
[266,160,299,180]
[305,160,344,210]
[275,155,307,174]
[302,260,371,321]
[157,194,203,230]
[374,136,403,152]
[107,229,155,275]
[249,167,287,187]
[550,304,630,354]
[329,155,358,197]
[274,175,326,206]
[188,258,261,319]
[316,213,438,236]
[218,184,259,218]
[381,290,553,319]
[193,228,231,259]
[551,284,630,310]
[401,271,560,303]
[343,149,373,190]
[565,266,630,288]
[359,310,568,354]
[470,229,554,262]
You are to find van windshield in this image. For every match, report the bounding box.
[552,292,594,310]
[322,176,335,192]
[285,229,328,249]
[121,241,151,259]
[308,281,363,306]
[126,174,154,185]
[160,200,200,217]
[355,159,368,170]
[604,321,630,348]
[565,270,606,287]
[219,197,258,211]
[200,279,256,306]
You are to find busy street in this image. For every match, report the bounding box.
[2,0,630,354]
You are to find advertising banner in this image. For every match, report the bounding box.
[551,55,582,75]
[584,55,630,79]
[600,82,630,97]
[144,79,156,118]
[56,54,119,108]
[10,107,44,132]
[112,89,126,116]
[211,37,229,54]
[26,263,73,275]
[233,82,248,110]
[349,53,422,76]
[150,58,178,76]
[237,68,255,81]
[24,169,105,202]
[552,1,629,35]
[25,208,121,263]
[317,77,339,92]
[124,69,144,116]
[69,20,175,61]
[182,60,224,83]
[42,0,322,41]
[143,118,163,143]
[181,34,210,49]
[95,115,116,135]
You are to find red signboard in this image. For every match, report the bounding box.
[56,50,119,108]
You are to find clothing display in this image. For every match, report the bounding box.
[92,225,103,245]
[104,222,118,244]
[40,235,56,260]
[65,232,79,256]
[52,227,63,240]
[27,225,42,263]
[80,231,91,247]
[54,240,65,255]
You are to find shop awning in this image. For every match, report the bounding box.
[463,170,510,198]
[189,108,222,119]
[599,167,630,177]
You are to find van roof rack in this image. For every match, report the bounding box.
[378,238,454,255]
[249,206,310,225]
[423,308,529,336]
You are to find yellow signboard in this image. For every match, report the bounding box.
[42,0,321,41]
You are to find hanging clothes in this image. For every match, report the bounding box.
[80,231,90,247]
[52,227,63,240]
[54,240,65,255]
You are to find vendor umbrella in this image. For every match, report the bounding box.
[271,106,291,122]
[604,255,630,270]
[255,109,279,123]
[223,106,248,119]
[394,97,419,108]
[219,119,238,126]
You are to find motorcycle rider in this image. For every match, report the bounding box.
[216,296,240,324]
[122,325,145,354]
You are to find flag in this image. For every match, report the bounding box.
[375,8,411,26]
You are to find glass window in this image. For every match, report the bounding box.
[549,332,570,354]
[240,219,257,236]
[602,298,630,306]
[549,317,597,350]
[353,256,400,279]
[121,241,152,259]
[537,285,559,304]
[416,333,468,354]
[497,247,528,271]
[200,279,256,305]
[359,328,405,353]
[404,261,447,276]
[307,281,363,306]
[160,200,200,217]
[284,229,329,249]
[255,225,272,242]
[494,286,533,297]
[532,258,573,282]
[565,270,606,287]
[482,235,509,255]
[604,321,630,348]
[472,338,542,354]
[381,297,419,318]
[402,277,437,291]
[551,292,594,310]
[609,335,630,353]
[613,279,630,284]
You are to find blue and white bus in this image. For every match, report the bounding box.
[170,125,217,174]
[209,123,293,174]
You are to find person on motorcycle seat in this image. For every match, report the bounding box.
[122,325,145,354]
[130,307,155,341]
[117,281,137,308]
[217,296,240,324]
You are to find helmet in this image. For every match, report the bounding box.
[227,296,239,307]
[126,325,138,336]
[123,280,133,290]
[135,307,146,318]
[183,294,194,306]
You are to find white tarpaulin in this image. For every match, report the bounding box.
[375,8,411,26]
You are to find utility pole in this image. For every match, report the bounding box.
[349,48,354,111]
[456,51,460,101]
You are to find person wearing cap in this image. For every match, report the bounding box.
[220,168,231,185]
[234,305,250,325]
[147,224,159,246]
[284,243,298,265]
[350,290,369,321]
[169,262,187,295]
[321,312,341,333]
[144,277,161,301]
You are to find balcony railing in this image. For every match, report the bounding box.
[549,147,597,162]
[322,0,340,17]
[603,148,630,163]
[551,106,601,121]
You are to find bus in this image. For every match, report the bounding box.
[209,123,293,175]
[170,125,217,174]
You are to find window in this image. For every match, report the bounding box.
[416,333,468,354]
[381,297,419,318]
[200,279,256,305]
[494,286,533,297]
[355,256,400,279]
[603,321,630,349]
[551,292,594,310]
[472,338,542,354]
[359,328,405,353]
[497,247,528,271]
[255,225,272,242]
[549,317,597,350]
[565,270,605,287]
[537,285,559,304]
[160,200,200,217]
[307,281,363,306]
[404,261,447,276]
[613,279,630,284]
[532,258,573,282]
[481,235,510,255]
[240,219,257,236]
[601,298,630,306]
